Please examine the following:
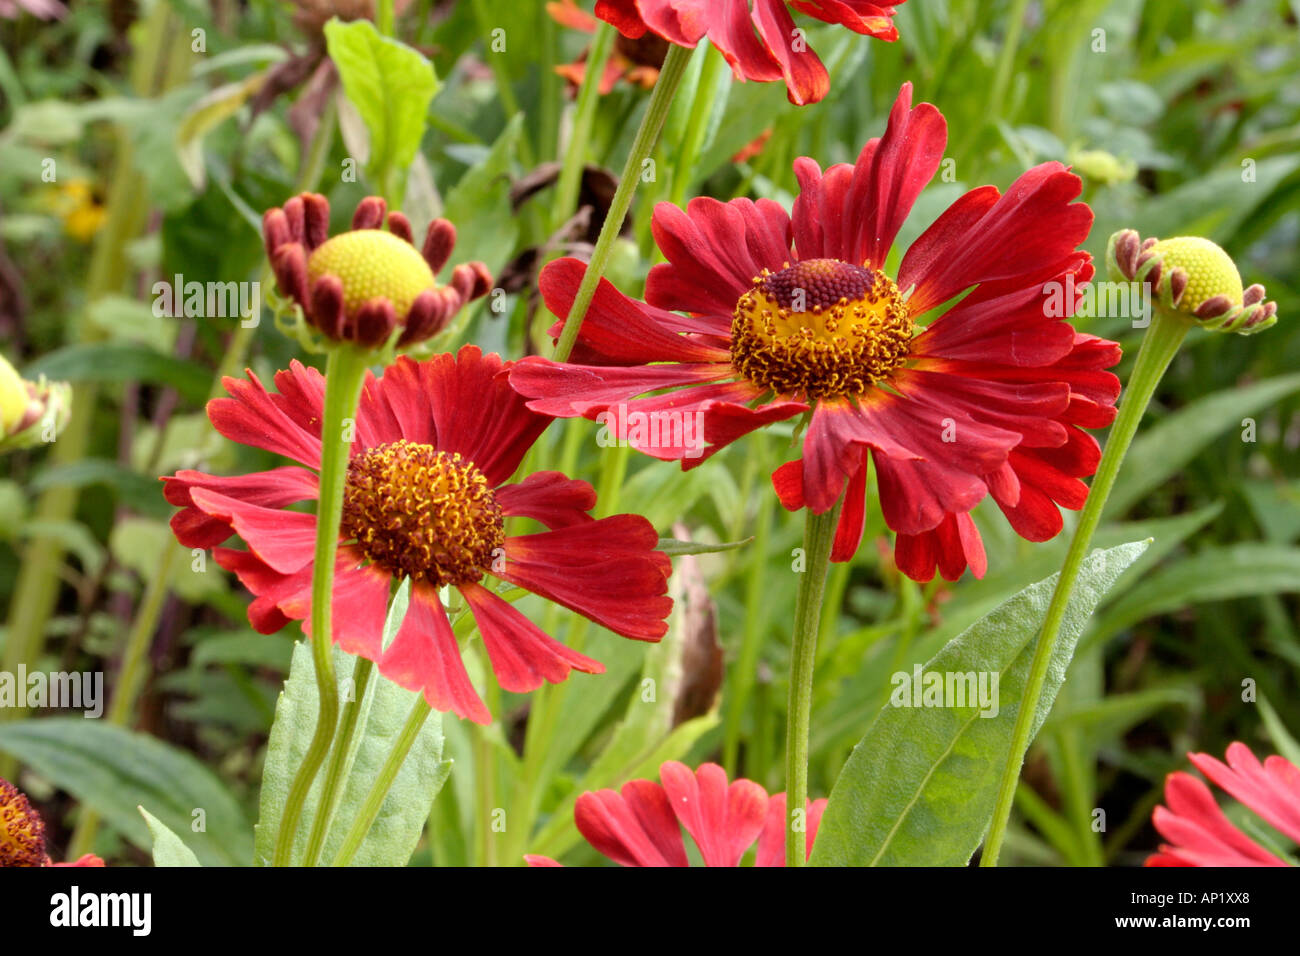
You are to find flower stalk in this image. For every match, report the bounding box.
[786,497,842,867]
[551,41,693,362]
[272,344,370,866]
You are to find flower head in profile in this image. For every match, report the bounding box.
[595,0,904,105]
[1108,229,1278,335]
[0,351,71,453]
[263,192,493,349]
[1147,743,1299,867]
[164,345,673,724]
[1,777,104,868]
[511,83,1120,583]
[525,761,825,866]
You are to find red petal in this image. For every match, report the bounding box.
[647,197,792,317]
[542,256,732,365]
[421,345,550,487]
[380,585,490,725]
[189,488,317,574]
[165,466,318,549]
[751,0,830,105]
[900,163,1093,317]
[496,471,596,529]
[574,784,689,867]
[460,581,605,694]
[495,517,673,640]
[843,83,947,269]
[660,761,768,867]
[208,368,322,468]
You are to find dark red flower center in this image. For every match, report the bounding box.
[342,440,505,587]
[730,258,912,401]
[0,778,47,867]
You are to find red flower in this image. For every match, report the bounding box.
[510,83,1120,582]
[525,761,826,866]
[0,777,105,868]
[1147,743,1300,867]
[164,345,673,724]
[595,0,904,105]
[263,193,492,348]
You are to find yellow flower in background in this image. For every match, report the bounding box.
[43,178,106,242]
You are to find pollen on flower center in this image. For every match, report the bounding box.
[0,778,47,867]
[730,258,913,400]
[341,440,505,587]
[306,229,435,318]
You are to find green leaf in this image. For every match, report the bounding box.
[810,540,1149,867]
[1092,544,1300,643]
[1258,696,1300,768]
[1106,373,1300,517]
[324,18,438,187]
[138,806,201,867]
[25,343,213,406]
[254,641,451,866]
[0,719,251,866]
[655,536,753,556]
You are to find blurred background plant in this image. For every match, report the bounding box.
[0,0,1296,866]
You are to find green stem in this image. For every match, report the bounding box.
[551,42,692,363]
[272,344,370,867]
[553,23,615,232]
[669,43,725,209]
[785,498,843,867]
[300,656,374,867]
[331,696,432,867]
[981,307,1189,866]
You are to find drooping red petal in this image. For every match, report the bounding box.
[659,761,768,867]
[594,0,649,37]
[380,583,490,725]
[495,516,672,640]
[638,0,710,45]
[213,547,312,635]
[894,511,987,582]
[751,0,830,105]
[754,793,828,866]
[1189,743,1300,846]
[791,0,901,39]
[1149,770,1285,867]
[496,471,596,529]
[460,581,605,694]
[706,0,783,85]
[573,782,690,867]
[188,488,317,575]
[164,466,318,549]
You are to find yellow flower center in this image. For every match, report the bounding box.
[341,441,505,587]
[0,778,47,867]
[730,259,913,400]
[1149,236,1243,312]
[306,230,435,317]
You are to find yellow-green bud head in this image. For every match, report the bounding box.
[306,229,435,317]
[1149,236,1243,313]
